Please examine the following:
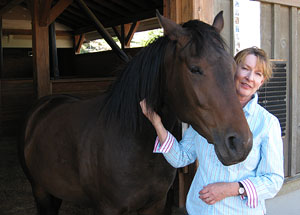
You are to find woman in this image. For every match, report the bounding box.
[140,47,284,215]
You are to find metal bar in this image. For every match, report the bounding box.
[0,16,3,78]
[121,24,125,50]
[49,22,59,80]
[76,0,129,63]
[112,26,121,41]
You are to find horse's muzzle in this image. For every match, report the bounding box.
[213,130,253,166]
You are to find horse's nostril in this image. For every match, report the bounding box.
[227,135,238,152]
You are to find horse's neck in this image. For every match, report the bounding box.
[158,104,178,133]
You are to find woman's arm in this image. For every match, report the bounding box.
[239,117,284,208]
[140,99,198,168]
[199,117,284,207]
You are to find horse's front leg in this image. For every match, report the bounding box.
[93,204,129,215]
[137,196,172,215]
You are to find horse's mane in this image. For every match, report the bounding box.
[101,19,226,132]
[101,36,170,131]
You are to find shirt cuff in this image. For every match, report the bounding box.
[240,179,258,208]
[153,132,174,153]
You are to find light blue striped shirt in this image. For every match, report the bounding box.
[154,93,284,215]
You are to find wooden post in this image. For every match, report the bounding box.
[289,7,298,177]
[30,0,51,98]
[163,0,214,23]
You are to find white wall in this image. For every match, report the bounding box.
[266,177,300,215]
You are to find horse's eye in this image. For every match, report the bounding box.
[190,66,203,75]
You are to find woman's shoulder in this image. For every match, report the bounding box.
[254,103,281,129]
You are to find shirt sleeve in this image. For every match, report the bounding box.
[153,126,198,168]
[240,117,284,208]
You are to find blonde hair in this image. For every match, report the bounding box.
[234,47,273,81]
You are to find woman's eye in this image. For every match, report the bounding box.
[190,66,203,75]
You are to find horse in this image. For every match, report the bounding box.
[19,11,252,215]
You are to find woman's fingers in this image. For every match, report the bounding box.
[139,99,150,117]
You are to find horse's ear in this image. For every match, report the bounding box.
[156,9,186,42]
[212,11,224,33]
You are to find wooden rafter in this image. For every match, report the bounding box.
[2,28,73,36]
[0,0,24,16]
[74,34,85,54]
[76,0,129,62]
[38,0,73,27]
[112,21,140,49]
[48,0,73,26]
[124,21,139,47]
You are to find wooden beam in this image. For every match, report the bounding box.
[93,0,130,17]
[271,4,281,59]
[0,0,24,16]
[111,22,139,49]
[125,21,139,48]
[76,0,129,62]
[254,0,300,8]
[289,7,298,177]
[74,34,85,54]
[198,0,214,24]
[163,0,203,24]
[84,0,112,18]
[39,0,73,27]
[39,0,53,26]
[49,0,73,25]
[30,0,51,98]
[2,28,73,36]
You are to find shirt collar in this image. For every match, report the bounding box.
[243,93,258,116]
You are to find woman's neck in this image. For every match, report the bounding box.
[239,96,251,107]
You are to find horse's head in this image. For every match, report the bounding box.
[158,11,252,166]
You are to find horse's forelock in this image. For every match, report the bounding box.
[182,20,226,56]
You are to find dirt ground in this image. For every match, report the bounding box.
[0,137,186,215]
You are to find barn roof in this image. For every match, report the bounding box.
[0,0,163,39]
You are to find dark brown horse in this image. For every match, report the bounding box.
[19,11,252,215]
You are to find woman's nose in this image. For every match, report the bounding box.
[246,71,254,81]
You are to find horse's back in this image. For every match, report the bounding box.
[23,94,80,142]
[20,94,100,203]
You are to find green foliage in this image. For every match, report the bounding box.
[79,28,163,54]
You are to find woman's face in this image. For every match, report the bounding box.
[235,54,265,104]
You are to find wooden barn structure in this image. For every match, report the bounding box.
[1,0,300,212]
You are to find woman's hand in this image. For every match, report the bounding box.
[199,182,239,205]
[139,99,168,143]
[139,99,161,126]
